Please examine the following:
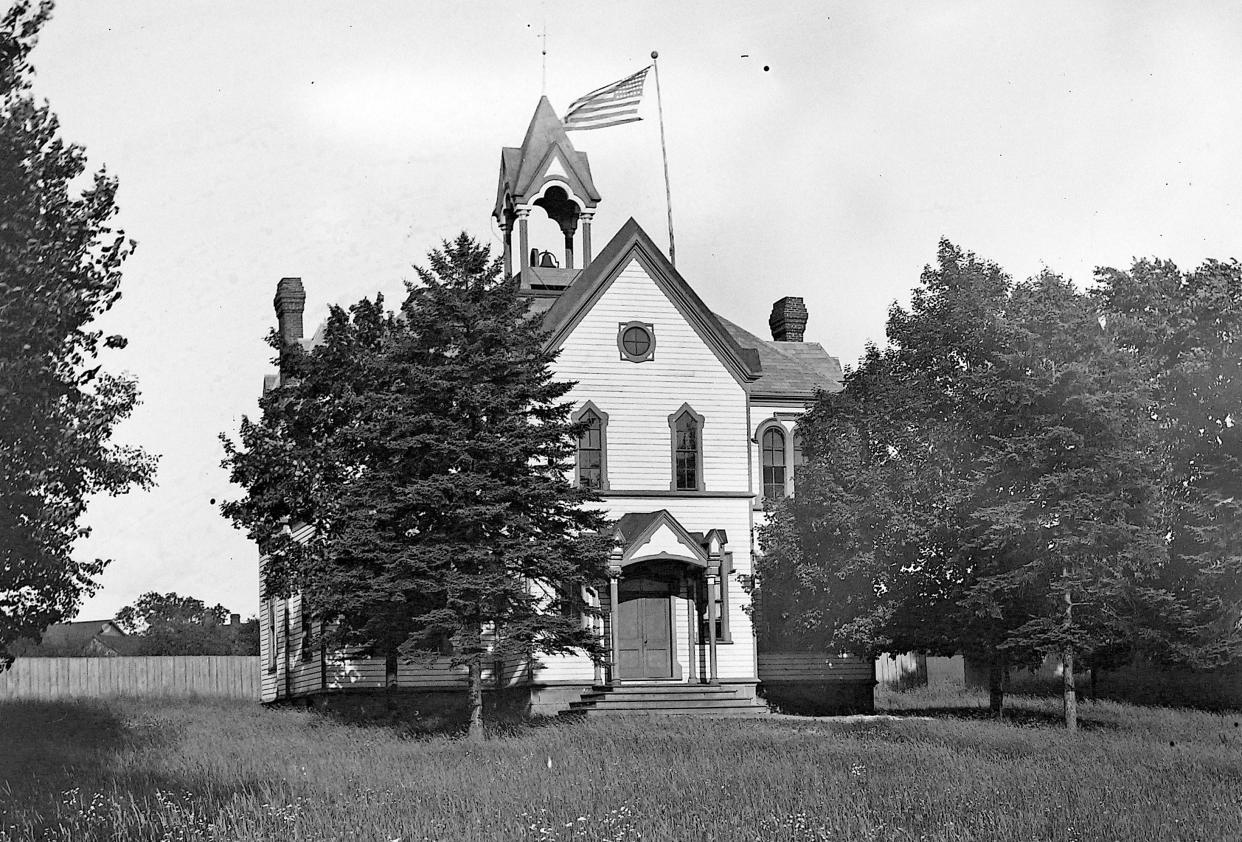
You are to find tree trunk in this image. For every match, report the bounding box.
[467,657,485,741]
[988,651,1006,717]
[1062,647,1077,732]
[1062,570,1077,732]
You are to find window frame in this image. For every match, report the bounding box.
[617,321,656,363]
[699,552,734,644]
[760,425,788,503]
[299,593,314,662]
[667,403,706,491]
[265,599,276,673]
[717,552,733,643]
[755,417,800,502]
[571,401,609,491]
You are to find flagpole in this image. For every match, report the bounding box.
[650,50,675,267]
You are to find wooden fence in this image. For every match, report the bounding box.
[756,652,945,690]
[0,656,261,700]
[757,652,875,684]
[876,652,926,690]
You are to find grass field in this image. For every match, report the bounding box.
[2,689,1240,842]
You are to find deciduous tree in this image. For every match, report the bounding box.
[1094,258,1242,666]
[0,1,156,665]
[758,241,1232,728]
[115,591,256,656]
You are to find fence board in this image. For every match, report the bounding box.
[0,657,261,700]
[876,652,928,690]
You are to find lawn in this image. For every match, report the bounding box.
[1,690,1240,842]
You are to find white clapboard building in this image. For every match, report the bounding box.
[257,98,875,715]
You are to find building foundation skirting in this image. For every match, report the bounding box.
[757,679,875,715]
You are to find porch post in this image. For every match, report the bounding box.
[592,589,604,686]
[706,570,720,685]
[517,207,531,273]
[685,580,698,683]
[501,219,513,278]
[608,563,622,685]
[581,210,594,265]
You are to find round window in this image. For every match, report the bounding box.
[622,326,651,357]
[617,321,656,362]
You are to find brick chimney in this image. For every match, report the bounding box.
[769,296,808,342]
[273,277,306,347]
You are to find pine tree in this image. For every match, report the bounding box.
[0,2,156,664]
[223,234,613,738]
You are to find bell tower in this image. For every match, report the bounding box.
[493,97,601,279]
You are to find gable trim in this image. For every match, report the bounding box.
[616,510,709,569]
[542,219,761,386]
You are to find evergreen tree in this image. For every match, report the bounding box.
[223,234,613,738]
[0,2,156,665]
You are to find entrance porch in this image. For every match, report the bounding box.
[595,510,729,687]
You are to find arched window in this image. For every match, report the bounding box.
[762,427,787,501]
[668,404,705,491]
[573,402,609,490]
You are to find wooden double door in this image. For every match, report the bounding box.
[617,577,674,680]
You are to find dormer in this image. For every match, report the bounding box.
[493,97,602,280]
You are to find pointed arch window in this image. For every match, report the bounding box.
[668,404,705,491]
[762,427,787,502]
[572,402,609,490]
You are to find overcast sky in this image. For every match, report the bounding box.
[28,1,1242,619]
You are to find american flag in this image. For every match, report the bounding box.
[564,66,651,131]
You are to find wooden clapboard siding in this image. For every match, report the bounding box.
[554,261,750,493]
[0,656,260,699]
[531,651,596,684]
[875,652,928,689]
[758,652,875,684]
[397,657,468,689]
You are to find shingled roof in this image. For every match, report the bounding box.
[494,97,600,221]
[716,316,843,399]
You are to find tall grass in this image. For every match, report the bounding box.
[2,693,1240,841]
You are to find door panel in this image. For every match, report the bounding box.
[617,598,644,677]
[641,597,672,676]
[617,592,673,680]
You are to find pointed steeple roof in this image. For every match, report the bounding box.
[493,97,601,221]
